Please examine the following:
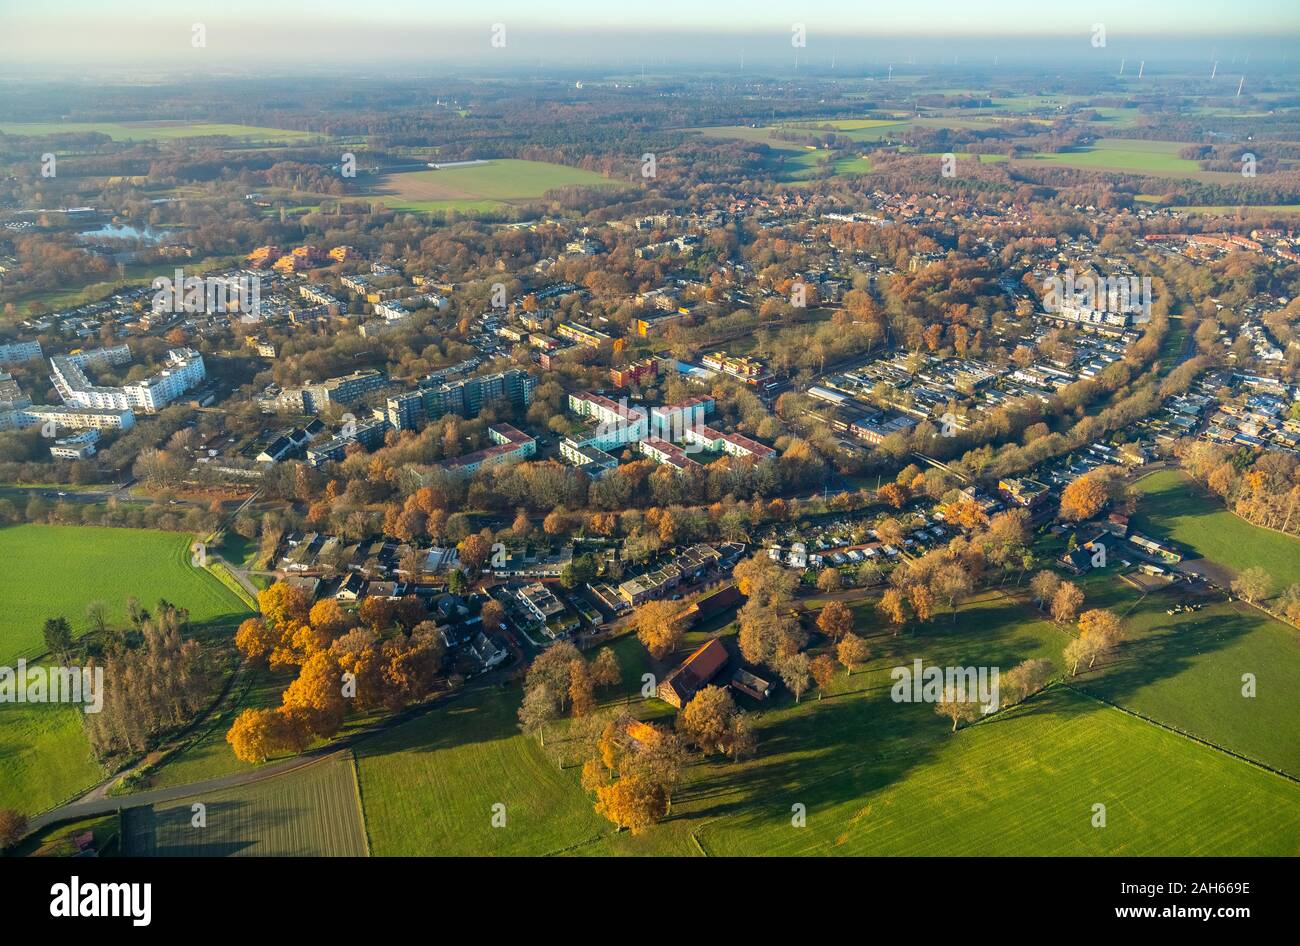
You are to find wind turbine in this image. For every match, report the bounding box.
[1137,60,1145,78]
[1211,61,1218,79]
[1119,58,1126,76]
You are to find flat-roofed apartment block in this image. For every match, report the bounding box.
[650,395,714,441]
[0,371,29,410]
[0,404,136,432]
[278,367,387,414]
[515,581,579,637]
[0,340,43,365]
[848,413,917,446]
[516,581,565,622]
[618,563,684,607]
[610,357,658,388]
[555,321,611,349]
[701,351,776,390]
[49,429,100,459]
[567,391,647,450]
[51,347,204,414]
[385,368,534,431]
[306,417,391,467]
[632,309,688,337]
[559,437,619,473]
[616,546,721,608]
[997,477,1051,509]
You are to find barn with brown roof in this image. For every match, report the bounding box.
[657,637,729,709]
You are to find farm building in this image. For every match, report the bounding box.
[676,584,744,627]
[730,668,774,701]
[658,637,729,709]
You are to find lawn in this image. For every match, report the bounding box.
[0,524,251,664]
[696,687,1299,856]
[1023,138,1204,175]
[1132,469,1300,590]
[3,253,240,315]
[0,525,252,817]
[1072,588,1300,777]
[0,698,104,819]
[372,159,628,213]
[355,585,1299,855]
[122,752,368,856]
[138,665,293,792]
[0,121,320,143]
[356,680,653,856]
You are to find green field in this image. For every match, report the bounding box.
[1074,590,1300,776]
[0,525,252,817]
[3,254,240,316]
[696,686,1299,856]
[1134,195,1300,215]
[901,149,1008,164]
[1023,138,1204,175]
[357,587,1300,855]
[0,524,250,663]
[0,699,104,821]
[1133,469,1300,590]
[139,666,292,792]
[372,159,628,212]
[0,121,320,143]
[122,752,368,856]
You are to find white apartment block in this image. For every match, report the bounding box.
[567,391,647,450]
[52,347,205,414]
[0,404,136,432]
[0,340,43,365]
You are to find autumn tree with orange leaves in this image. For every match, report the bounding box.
[1059,475,1109,522]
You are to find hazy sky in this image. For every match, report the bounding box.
[3,0,1297,70]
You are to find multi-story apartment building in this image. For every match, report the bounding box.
[650,395,714,441]
[0,404,135,432]
[65,345,133,369]
[438,423,536,475]
[49,429,100,460]
[277,368,387,414]
[559,437,619,473]
[700,350,777,390]
[567,391,648,451]
[638,436,700,472]
[0,371,29,410]
[384,369,534,431]
[0,340,43,365]
[305,417,391,467]
[51,347,204,414]
[682,424,777,460]
[610,358,658,388]
[555,321,611,349]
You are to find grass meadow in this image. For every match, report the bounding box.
[372,159,628,212]
[0,525,251,816]
[0,524,250,663]
[1132,469,1300,590]
[356,586,1300,855]
[0,121,320,143]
